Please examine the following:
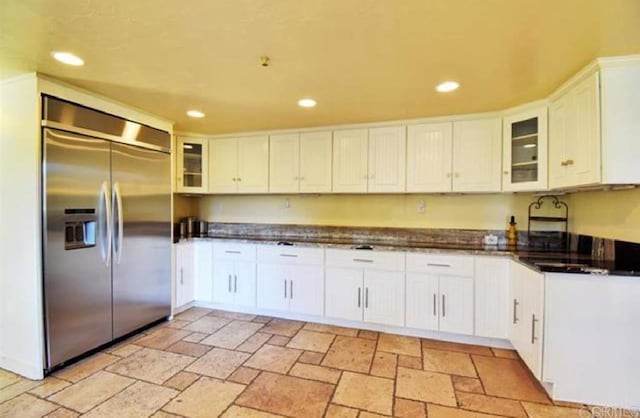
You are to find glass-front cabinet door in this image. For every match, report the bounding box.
[502,108,548,191]
[176,137,208,193]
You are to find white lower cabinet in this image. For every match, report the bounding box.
[325,250,405,327]
[212,243,257,308]
[193,241,214,303]
[405,254,474,335]
[175,241,195,308]
[256,246,325,316]
[474,257,510,339]
[510,261,544,379]
[544,274,640,409]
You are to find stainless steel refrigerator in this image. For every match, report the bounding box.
[42,96,171,371]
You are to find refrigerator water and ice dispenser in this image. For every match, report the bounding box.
[63,208,96,250]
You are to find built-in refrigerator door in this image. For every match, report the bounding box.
[111,142,171,338]
[43,128,113,369]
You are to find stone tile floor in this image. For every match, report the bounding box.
[0,307,612,417]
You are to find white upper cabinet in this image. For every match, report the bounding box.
[269,131,332,193]
[367,126,406,193]
[299,131,333,193]
[332,127,406,193]
[269,133,300,193]
[502,108,548,191]
[549,73,601,189]
[176,137,208,193]
[406,123,453,193]
[209,138,239,193]
[209,136,269,193]
[332,129,369,193]
[548,60,640,189]
[452,118,503,192]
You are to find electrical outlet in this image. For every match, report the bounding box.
[416,199,426,214]
[284,198,291,209]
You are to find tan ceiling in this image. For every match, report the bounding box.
[1,0,639,134]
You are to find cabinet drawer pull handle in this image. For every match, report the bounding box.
[279,254,298,258]
[513,299,519,324]
[365,288,369,309]
[503,171,510,175]
[357,287,361,308]
[560,160,568,166]
[228,274,232,292]
[427,263,451,267]
[290,280,293,299]
[565,159,574,166]
[234,275,237,293]
[531,314,538,344]
[353,258,373,263]
[284,280,287,299]
[433,293,437,316]
[180,268,184,285]
[442,294,446,317]
[225,250,241,254]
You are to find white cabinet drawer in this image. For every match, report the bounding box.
[213,242,257,261]
[257,245,324,266]
[406,253,474,276]
[325,249,405,271]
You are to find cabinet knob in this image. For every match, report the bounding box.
[560,161,567,166]
[299,176,305,181]
[238,178,242,182]
[566,159,574,166]
[503,171,509,175]
[454,172,460,178]
[446,173,452,178]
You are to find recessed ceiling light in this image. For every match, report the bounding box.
[435,81,460,93]
[186,110,205,118]
[51,51,84,66]
[298,98,317,108]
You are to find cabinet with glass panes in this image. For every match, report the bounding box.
[502,108,548,191]
[176,137,208,193]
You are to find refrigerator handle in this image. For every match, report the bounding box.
[112,182,124,264]
[100,181,112,267]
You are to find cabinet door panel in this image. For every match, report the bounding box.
[194,242,213,303]
[368,126,406,193]
[176,137,208,193]
[212,259,235,305]
[332,129,368,193]
[405,273,439,331]
[299,131,332,193]
[325,267,363,321]
[452,119,502,192]
[209,138,238,193]
[175,243,195,307]
[238,136,269,193]
[570,74,601,186]
[234,262,257,308]
[406,123,453,192]
[269,134,300,193]
[474,257,509,339]
[438,276,474,335]
[363,271,405,327]
[256,263,288,311]
[289,265,324,316]
[520,267,544,379]
[549,96,569,189]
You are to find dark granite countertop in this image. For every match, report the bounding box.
[180,223,640,277]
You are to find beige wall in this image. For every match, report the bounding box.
[198,194,536,230]
[568,187,640,242]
